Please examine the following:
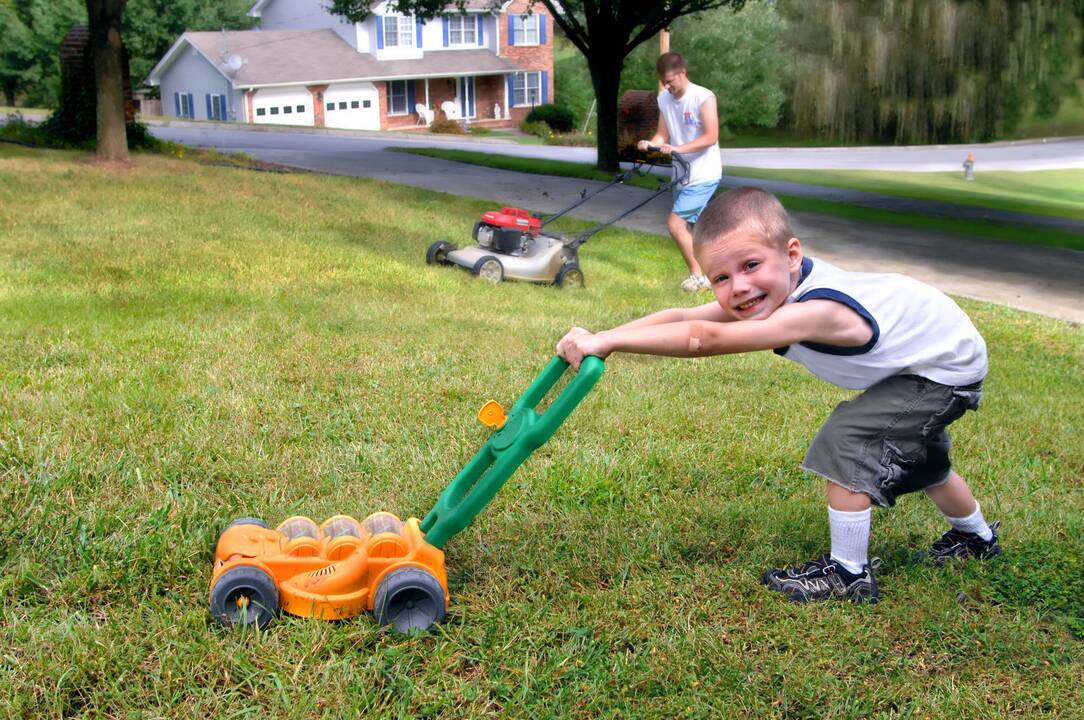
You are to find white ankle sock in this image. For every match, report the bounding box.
[828,506,871,575]
[944,503,993,541]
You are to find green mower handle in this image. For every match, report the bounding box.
[420,355,604,549]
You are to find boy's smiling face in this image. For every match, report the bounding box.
[696,228,805,321]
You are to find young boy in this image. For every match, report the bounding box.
[637,52,722,292]
[556,188,1000,603]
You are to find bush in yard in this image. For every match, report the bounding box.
[519,119,550,139]
[526,104,575,133]
[429,118,465,134]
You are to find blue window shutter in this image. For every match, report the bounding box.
[507,74,515,107]
[508,16,515,46]
[469,78,475,117]
[477,15,484,45]
[205,93,212,119]
[416,18,423,48]
[187,93,194,119]
[442,16,449,47]
[541,71,548,104]
[407,81,415,109]
[539,15,546,45]
[174,92,180,116]
[376,17,384,49]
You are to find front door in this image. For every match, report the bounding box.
[458,76,475,119]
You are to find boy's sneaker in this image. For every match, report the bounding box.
[681,274,710,292]
[927,520,1001,565]
[761,554,879,604]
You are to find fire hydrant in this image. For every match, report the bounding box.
[963,153,975,181]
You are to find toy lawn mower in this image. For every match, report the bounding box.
[425,148,690,287]
[209,355,604,633]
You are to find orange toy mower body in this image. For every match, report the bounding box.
[209,512,448,632]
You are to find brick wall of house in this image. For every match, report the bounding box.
[500,0,554,125]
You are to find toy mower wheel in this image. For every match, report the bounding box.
[426,240,455,266]
[554,264,585,289]
[472,255,504,284]
[373,567,446,633]
[227,517,268,529]
[209,565,279,628]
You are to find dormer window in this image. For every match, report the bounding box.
[512,14,539,45]
[382,15,414,47]
[447,15,476,45]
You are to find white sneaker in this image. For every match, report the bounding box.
[681,274,709,292]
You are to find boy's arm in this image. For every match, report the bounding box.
[610,300,727,332]
[638,115,670,151]
[559,301,870,369]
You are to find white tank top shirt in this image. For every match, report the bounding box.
[657,82,723,187]
[773,257,988,390]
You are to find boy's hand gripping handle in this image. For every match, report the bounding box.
[419,356,604,549]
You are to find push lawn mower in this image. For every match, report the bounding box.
[425,148,690,287]
[209,355,605,633]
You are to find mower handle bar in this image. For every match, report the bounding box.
[419,355,604,549]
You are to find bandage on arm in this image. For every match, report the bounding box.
[688,322,706,354]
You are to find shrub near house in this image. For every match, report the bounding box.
[145,0,554,131]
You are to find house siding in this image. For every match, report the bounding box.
[258,0,345,31]
[500,0,554,124]
[159,45,240,120]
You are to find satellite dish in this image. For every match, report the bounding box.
[226,54,244,71]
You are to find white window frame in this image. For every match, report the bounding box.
[513,14,539,46]
[448,14,476,45]
[512,71,542,107]
[388,80,408,116]
[179,92,192,119]
[383,15,414,47]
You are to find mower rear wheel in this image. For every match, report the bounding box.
[473,255,504,283]
[555,264,585,289]
[209,565,279,628]
[373,567,446,633]
[426,240,455,266]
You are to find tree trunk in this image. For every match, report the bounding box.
[589,59,623,172]
[86,0,128,161]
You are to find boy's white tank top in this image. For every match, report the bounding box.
[657,83,723,186]
[774,257,988,390]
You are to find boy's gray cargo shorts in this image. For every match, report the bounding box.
[801,374,984,507]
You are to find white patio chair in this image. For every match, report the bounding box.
[440,100,461,122]
[415,103,434,127]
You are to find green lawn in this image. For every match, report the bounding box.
[390,147,1084,251]
[727,167,1084,222]
[1,145,1081,717]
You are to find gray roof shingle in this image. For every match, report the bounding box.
[182,30,522,88]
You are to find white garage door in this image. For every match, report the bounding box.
[252,86,314,126]
[324,82,380,131]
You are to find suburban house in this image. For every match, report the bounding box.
[145,0,554,131]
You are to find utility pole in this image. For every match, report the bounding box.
[658,27,670,92]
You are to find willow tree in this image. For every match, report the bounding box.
[328,1,744,170]
[778,0,1084,144]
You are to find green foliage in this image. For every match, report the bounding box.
[776,0,1084,144]
[545,130,596,147]
[519,119,550,139]
[620,0,787,132]
[0,0,85,107]
[526,104,575,133]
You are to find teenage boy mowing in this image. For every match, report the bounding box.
[556,188,1000,604]
[638,52,723,293]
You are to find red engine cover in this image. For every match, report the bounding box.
[480,207,541,237]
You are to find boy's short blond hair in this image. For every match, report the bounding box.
[692,187,794,251]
